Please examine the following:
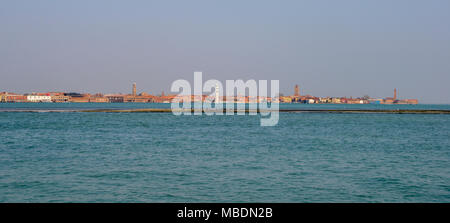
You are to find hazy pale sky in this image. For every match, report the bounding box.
[1,0,449,103]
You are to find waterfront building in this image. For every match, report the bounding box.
[0,92,6,102]
[382,89,418,104]
[4,94,28,102]
[69,94,90,103]
[159,95,175,103]
[51,95,71,102]
[89,94,109,103]
[368,98,382,104]
[280,96,292,103]
[27,95,52,102]
[48,92,71,102]
[124,82,155,102]
[331,97,341,104]
[319,97,331,103]
[105,95,125,103]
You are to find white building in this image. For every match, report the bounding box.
[27,95,52,102]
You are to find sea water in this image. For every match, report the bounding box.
[0,103,449,202]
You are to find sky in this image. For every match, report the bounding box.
[0,0,449,103]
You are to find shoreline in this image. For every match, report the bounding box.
[1,108,449,114]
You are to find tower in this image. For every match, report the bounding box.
[132,83,136,96]
[294,85,300,97]
[215,83,220,103]
[394,88,397,100]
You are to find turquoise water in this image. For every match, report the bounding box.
[0,103,449,202]
[0,102,449,111]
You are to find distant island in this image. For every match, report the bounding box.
[0,83,418,104]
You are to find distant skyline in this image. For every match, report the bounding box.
[1,0,449,103]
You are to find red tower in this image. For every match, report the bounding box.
[294,85,300,97]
